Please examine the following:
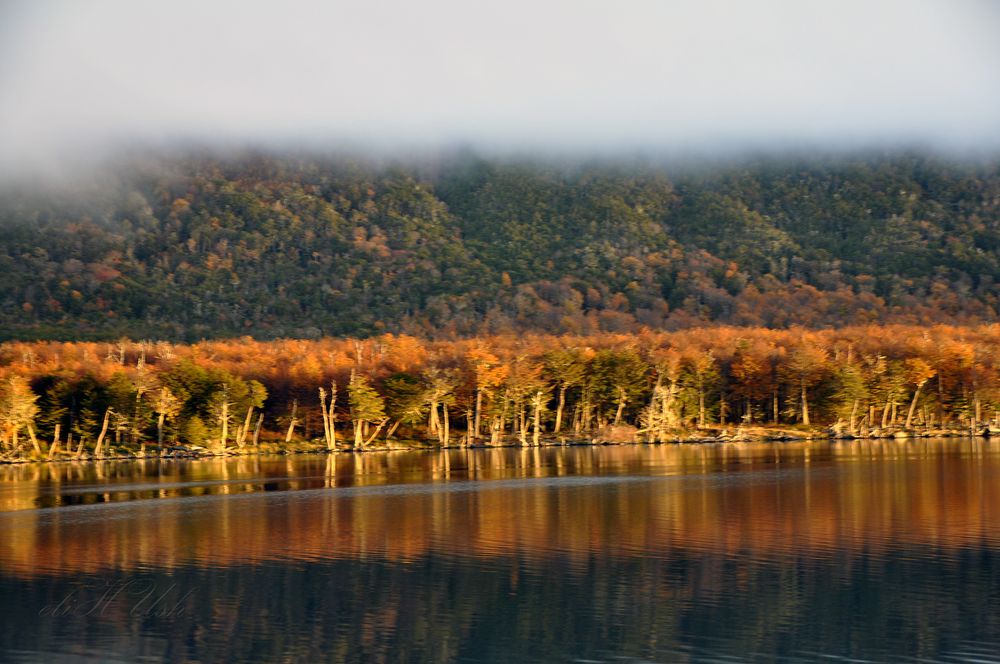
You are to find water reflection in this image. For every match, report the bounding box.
[1,440,999,662]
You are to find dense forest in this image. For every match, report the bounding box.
[3,325,1000,457]
[2,151,1000,341]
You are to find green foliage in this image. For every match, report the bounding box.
[66,375,110,443]
[348,375,386,423]
[589,348,649,422]
[4,152,1000,340]
[543,348,587,390]
[158,359,265,442]
[828,363,867,420]
[182,415,209,446]
[32,375,71,440]
[383,373,426,426]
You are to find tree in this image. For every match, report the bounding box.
[421,367,457,444]
[642,348,683,441]
[383,373,426,440]
[681,350,719,428]
[466,346,508,441]
[152,385,181,450]
[319,382,337,451]
[590,348,649,427]
[904,358,936,428]
[781,342,828,426]
[348,372,387,448]
[502,355,546,445]
[543,348,586,435]
[0,376,39,454]
[730,340,774,424]
[829,360,867,434]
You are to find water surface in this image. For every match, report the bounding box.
[1,440,999,662]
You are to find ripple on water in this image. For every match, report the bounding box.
[1,441,999,662]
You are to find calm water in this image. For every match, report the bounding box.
[1,440,999,663]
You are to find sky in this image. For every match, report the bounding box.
[1,0,999,174]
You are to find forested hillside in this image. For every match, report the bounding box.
[2,151,1000,341]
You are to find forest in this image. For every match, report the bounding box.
[2,324,1000,459]
[2,151,1000,341]
[4,150,1000,457]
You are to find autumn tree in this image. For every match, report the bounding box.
[903,358,936,429]
[780,342,829,426]
[466,345,508,441]
[0,376,40,455]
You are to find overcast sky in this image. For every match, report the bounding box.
[1,0,999,173]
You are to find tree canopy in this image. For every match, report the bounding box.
[2,151,1000,341]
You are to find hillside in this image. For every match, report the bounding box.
[2,151,1000,341]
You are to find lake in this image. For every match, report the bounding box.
[1,439,999,663]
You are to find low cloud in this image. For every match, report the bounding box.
[1,0,999,177]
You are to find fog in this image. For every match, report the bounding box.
[1,0,999,177]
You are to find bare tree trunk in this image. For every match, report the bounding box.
[219,399,229,450]
[428,397,440,438]
[319,387,331,448]
[698,387,706,428]
[554,386,566,434]
[252,413,264,446]
[905,384,924,429]
[499,396,509,443]
[518,403,528,446]
[238,407,253,448]
[800,379,810,426]
[474,389,482,440]
[442,403,450,446]
[772,385,779,425]
[132,392,142,446]
[849,399,859,435]
[532,390,543,446]
[364,418,389,446]
[385,419,401,441]
[328,382,337,450]
[48,423,61,459]
[27,424,41,457]
[614,388,627,426]
[93,408,112,458]
[285,400,298,443]
[936,374,945,426]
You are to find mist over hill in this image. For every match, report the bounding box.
[2,150,999,341]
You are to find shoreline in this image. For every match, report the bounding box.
[0,426,988,466]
